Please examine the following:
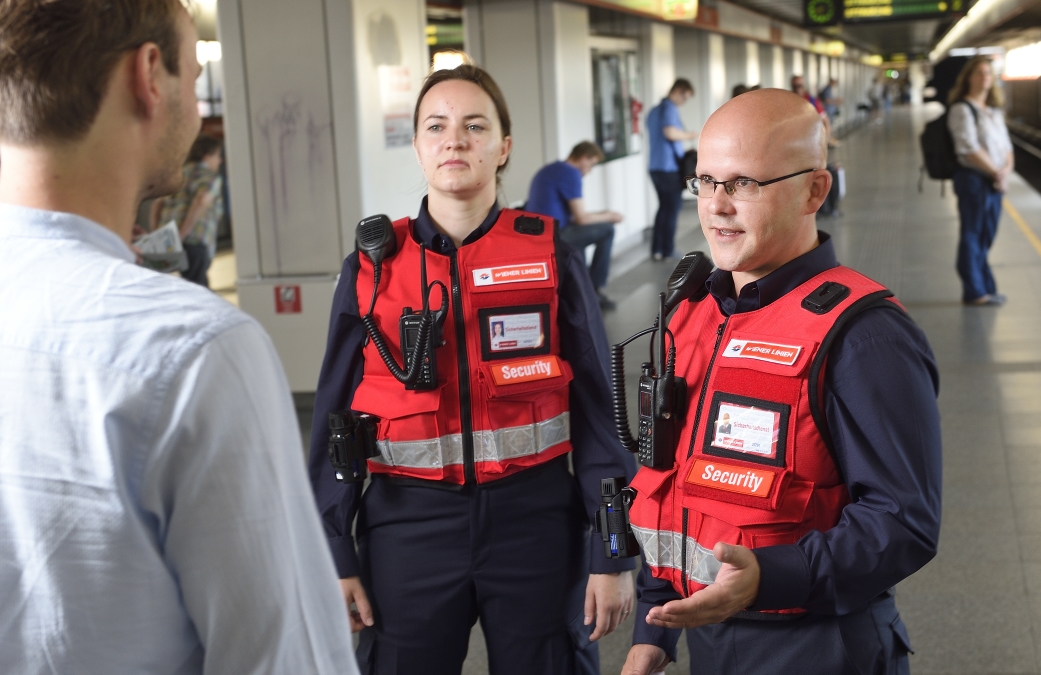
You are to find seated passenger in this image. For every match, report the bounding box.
[0,2,356,673]
[527,141,624,310]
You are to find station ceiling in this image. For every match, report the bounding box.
[727,0,1041,55]
[727,0,956,54]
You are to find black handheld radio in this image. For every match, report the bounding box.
[594,477,640,559]
[356,215,448,390]
[328,411,381,483]
[611,252,713,469]
[398,237,449,390]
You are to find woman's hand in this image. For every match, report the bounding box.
[585,571,635,641]
[339,577,374,632]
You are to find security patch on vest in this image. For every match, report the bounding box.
[722,339,801,366]
[686,459,775,498]
[491,356,562,386]
[472,262,549,287]
[702,393,789,467]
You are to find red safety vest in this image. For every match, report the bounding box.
[350,209,573,485]
[627,266,898,607]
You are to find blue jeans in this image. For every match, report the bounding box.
[953,169,1003,302]
[650,171,684,257]
[559,222,614,289]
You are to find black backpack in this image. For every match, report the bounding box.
[919,100,978,192]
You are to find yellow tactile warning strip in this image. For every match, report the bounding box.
[1004,198,1041,259]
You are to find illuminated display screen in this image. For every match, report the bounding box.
[574,0,698,22]
[804,0,958,26]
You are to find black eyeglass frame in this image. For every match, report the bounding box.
[685,168,818,198]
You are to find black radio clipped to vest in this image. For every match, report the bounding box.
[611,252,713,469]
[356,215,448,391]
[400,306,438,390]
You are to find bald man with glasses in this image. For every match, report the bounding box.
[621,89,942,675]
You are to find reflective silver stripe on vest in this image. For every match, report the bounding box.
[631,524,722,585]
[372,412,570,469]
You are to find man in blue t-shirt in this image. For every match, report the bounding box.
[527,141,623,310]
[646,79,699,261]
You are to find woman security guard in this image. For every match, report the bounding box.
[307,65,637,674]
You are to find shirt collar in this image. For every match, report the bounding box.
[412,196,501,255]
[0,203,135,263]
[706,231,838,316]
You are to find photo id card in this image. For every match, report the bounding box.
[488,312,544,352]
[702,393,790,467]
[478,304,552,361]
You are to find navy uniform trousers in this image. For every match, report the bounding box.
[355,456,598,675]
[683,592,912,675]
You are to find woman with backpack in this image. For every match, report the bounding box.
[947,56,1014,306]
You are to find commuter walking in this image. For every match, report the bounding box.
[309,65,636,675]
[947,56,1014,305]
[527,141,624,310]
[818,77,842,123]
[646,79,698,261]
[0,2,357,674]
[154,134,224,287]
[622,89,941,675]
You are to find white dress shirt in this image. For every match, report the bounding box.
[0,204,357,674]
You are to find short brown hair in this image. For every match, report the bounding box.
[670,78,694,96]
[948,55,1004,108]
[0,0,186,144]
[413,65,512,175]
[567,141,604,163]
[187,134,222,163]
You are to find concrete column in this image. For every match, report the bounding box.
[909,60,927,105]
[746,40,760,88]
[218,0,428,390]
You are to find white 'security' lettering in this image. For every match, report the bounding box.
[500,359,553,380]
[700,463,764,494]
[686,459,775,497]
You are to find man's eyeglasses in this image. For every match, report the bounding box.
[685,168,818,201]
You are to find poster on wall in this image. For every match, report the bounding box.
[378,65,413,148]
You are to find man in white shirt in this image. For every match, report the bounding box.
[0,2,357,673]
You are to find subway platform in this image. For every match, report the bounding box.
[445,105,1041,674]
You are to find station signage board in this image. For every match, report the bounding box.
[576,0,698,22]
[804,0,959,26]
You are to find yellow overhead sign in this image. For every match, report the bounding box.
[574,0,699,22]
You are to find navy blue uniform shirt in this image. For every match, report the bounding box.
[308,199,637,578]
[632,232,942,660]
[526,160,583,228]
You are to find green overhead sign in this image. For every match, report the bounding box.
[804,0,960,26]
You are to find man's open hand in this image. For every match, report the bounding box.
[645,542,760,629]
